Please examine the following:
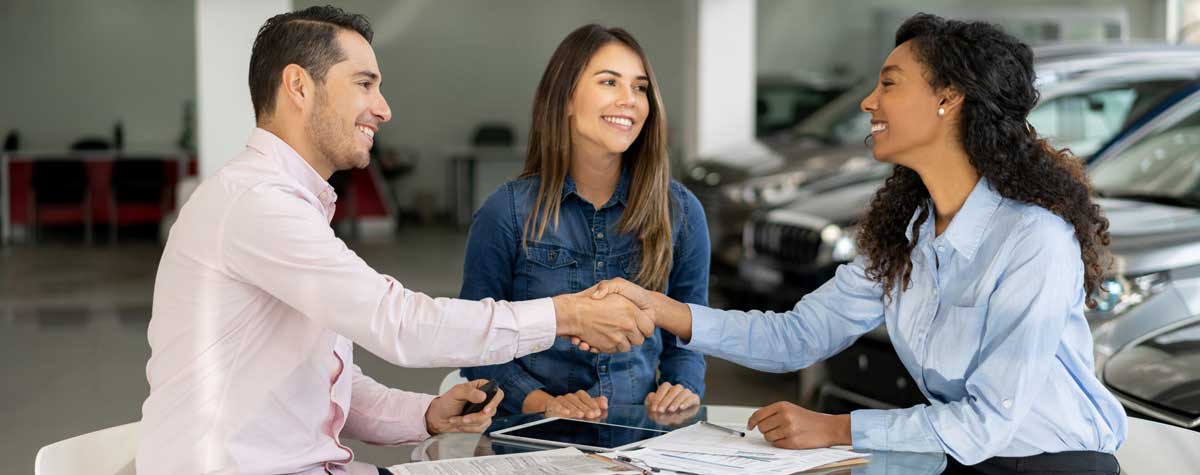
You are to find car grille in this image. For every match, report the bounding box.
[748,219,823,265]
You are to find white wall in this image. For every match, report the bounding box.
[296,0,689,210]
[757,0,1166,82]
[196,0,291,178]
[0,0,195,150]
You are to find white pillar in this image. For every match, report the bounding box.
[196,0,292,180]
[683,0,769,165]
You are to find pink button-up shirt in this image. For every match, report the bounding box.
[137,129,557,474]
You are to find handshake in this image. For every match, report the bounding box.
[550,277,685,353]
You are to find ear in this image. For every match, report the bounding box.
[279,64,313,111]
[938,87,965,114]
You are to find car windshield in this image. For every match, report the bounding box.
[792,80,873,145]
[1091,97,1200,208]
[1030,80,1186,158]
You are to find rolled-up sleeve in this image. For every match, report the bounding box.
[221,184,557,368]
[683,255,886,373]
[851,215,1080,464]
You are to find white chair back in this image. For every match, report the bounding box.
[439,369,469,394]
[35,421,141,475]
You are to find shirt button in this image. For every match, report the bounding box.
[596,232,604,239]
[1002,399,1013,410]
[599,365,607,372]
[596,261,604,269]
[936,245,945,252]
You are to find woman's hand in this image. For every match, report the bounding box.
[644,382,700,413]
[537,390,610,420]
[747,401,851,449]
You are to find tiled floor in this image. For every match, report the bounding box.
[1,226,799,471]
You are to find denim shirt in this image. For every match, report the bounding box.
[460,168,710,415]
[683,178,1126,465]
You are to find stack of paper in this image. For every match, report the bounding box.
[389,447,641,475]
[601,422,869,474]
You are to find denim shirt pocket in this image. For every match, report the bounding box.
[922,304,986,398]
[522,243,581,300]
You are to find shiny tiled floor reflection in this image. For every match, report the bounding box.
[1,226,798,471]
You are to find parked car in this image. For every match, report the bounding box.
[755,73,853,138]
[1083,84,1200,429]
[693,44,1200,309]
[736,76,1200,418]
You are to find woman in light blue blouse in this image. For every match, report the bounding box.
[589,13,1126,473]
[459,24,709,420]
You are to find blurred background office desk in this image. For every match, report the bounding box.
[404,412,1200,474]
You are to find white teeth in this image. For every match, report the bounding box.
[871,123,887,133]
[357,126,374,139]
[603,116,633,127]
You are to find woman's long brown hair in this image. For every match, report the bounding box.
[521,24,674,291]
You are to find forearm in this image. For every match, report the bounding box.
[521,389,554,413]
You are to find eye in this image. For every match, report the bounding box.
[881,80,895,88]
[601,79,617,86]
[634,84,649,93]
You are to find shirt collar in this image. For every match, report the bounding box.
[936,177,1003,261]
[245,128,337,207]
[560,164,632,208]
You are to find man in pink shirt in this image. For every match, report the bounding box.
[137,6,653,474]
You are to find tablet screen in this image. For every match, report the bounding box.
[497,418,667,450]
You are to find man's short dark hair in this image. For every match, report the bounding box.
[248,5,373,121]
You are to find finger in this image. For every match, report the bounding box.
[460,381,488,404]
[571,337,582,346]
[484,388,504,413]
[591,281,611,299]
[762,425,791,444]
[651,383,671,412]
[635,310,656,337]
[662,385,690,412]
[644,391,656,407]
[561,395,591,417]
[595,395,609,410]
[574,390,601,413]
[679,393,701,410]
[755,414,786,435]
[748,404,781,431]
[616,340,632,353]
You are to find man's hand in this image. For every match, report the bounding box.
[644,382,700,413]
[425,379,504,435]
[552,289,654,353]
[746,401,851,449]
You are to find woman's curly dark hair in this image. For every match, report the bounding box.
[857,13,1111,306]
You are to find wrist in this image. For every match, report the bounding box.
[833,414,852,446]
[522,390,552,413]
[551,295,579,336]
[425,397,442,435]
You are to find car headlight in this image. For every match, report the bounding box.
[1087,271,1170,321]
[721,171,808,206]
[823,225,858,262]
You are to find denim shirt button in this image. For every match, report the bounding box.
[599,365,607,372]
[596,261,604,269]
[596,232,604,239]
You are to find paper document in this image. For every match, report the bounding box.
[601,422,868,474]
[388,447,641,475]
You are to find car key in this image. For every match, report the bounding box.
[460,380,498,416]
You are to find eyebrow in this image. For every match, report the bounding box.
[880,65,902,75]
[352,71,379,82]
[593,69,649,81]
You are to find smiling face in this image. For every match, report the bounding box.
[859,41,950,167]
[567,42,651,159]
[306,29,392,173]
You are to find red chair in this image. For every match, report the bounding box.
[107,159,171,243]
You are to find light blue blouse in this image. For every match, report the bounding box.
[683,178,1127,464]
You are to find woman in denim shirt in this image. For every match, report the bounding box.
[459,24,709,419]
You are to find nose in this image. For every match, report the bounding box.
[372,89,392,124]
[860,86,879,113]
[617,85,638,108]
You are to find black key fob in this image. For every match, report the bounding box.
[460,380,498,416]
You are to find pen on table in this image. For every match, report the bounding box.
[700,420,746,437]
[612,455,657,474]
